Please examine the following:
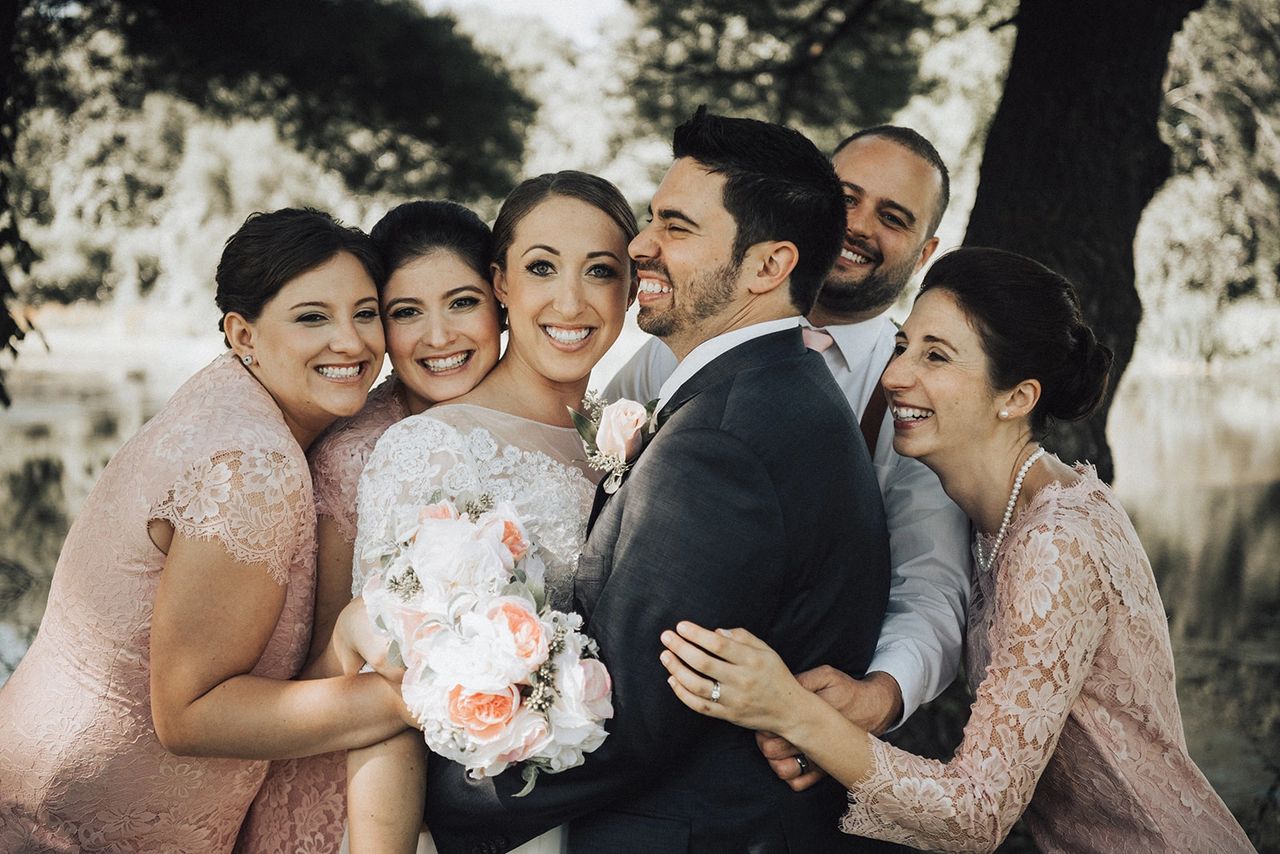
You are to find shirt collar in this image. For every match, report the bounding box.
[656,316,801,411]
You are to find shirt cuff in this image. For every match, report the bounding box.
[866,645,928,733]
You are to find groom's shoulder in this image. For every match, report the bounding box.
[677,349,856,451]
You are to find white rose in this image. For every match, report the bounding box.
[595,399,648,462]
[418,606,535,693]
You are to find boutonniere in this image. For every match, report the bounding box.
[569,391,659,494]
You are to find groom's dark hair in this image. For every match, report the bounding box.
[672,106,844,315]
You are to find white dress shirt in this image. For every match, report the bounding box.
[604,314,971,727]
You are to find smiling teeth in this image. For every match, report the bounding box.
[544,326,591,344]
[638,280,672,295]
[841,249,871,264]
[424,353,469,372]
[318,365,360,379]
[893,406,933,421]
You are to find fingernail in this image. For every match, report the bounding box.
[717,628,732,637]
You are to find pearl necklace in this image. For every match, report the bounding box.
[975,446,1046,574]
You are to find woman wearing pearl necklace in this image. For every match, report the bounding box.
[659,248,1253,853]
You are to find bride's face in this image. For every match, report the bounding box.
[495,195,632,385]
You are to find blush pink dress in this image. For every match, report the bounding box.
[841,465,1254,853]
[235,377,408,854]
[0,353,317,852]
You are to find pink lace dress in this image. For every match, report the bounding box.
[841,465,1253,853]
[236,377,407,853]
[0,353,317,852]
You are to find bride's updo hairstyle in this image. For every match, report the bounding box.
[215,207,382,346]
[490,171,638,276]
[918,247,1114,439]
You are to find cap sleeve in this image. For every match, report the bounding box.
[151,446,310,585]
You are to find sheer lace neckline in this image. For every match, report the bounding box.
[430,402,579,433]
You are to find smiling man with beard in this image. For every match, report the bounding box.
[607,126,973,770]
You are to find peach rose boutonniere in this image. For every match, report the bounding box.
[569,391,659,494]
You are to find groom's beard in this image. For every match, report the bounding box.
[816,244,916,316]
[637,257,741,339]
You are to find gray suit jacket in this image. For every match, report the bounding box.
[426,328,894,853]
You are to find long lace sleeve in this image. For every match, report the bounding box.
[150,447,310,585]
[841,519,1110,852]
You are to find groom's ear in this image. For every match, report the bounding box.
[745,240,799,296]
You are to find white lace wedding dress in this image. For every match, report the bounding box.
[352,402,599,854]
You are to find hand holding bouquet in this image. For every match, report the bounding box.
[361,493,612,793]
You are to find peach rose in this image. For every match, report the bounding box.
[447,684,519,741]
[595,399,648,462]
[419,500,460,522]
[488,597,548,671]
[501,520,529,562]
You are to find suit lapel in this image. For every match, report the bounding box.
[585,328,806,536]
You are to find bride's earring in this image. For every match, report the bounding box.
[998,410,1009,420]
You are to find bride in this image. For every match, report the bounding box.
[334,170,638,853]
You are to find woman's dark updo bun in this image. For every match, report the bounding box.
[918,247,1114,438]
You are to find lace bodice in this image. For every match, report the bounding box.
[840,465,1252,853]
[0,353,316,852]
[355,403,598,613]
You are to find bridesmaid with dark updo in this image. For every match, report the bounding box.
[0,209,415,852]
[238,201,503,853]
[662,247,1253,853]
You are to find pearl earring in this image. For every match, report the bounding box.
[241,354,254,366]
[998,410,1009,420]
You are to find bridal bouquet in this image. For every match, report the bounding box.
[360,492,613,793]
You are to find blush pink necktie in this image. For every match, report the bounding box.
[801,327,835,353]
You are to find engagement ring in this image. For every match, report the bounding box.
[710,680,721,703]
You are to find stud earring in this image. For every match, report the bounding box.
[241,354,254,366]
[998,410,1009,420]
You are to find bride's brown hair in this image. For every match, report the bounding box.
[490,171,638,279]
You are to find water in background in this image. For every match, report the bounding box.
[2,335,1278,847]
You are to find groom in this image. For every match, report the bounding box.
[426,108,893,853]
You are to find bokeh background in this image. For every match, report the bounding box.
[1,1,1276,850]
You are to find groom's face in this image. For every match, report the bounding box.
[630,158,744,353]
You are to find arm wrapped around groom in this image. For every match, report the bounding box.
[426,328,894,854]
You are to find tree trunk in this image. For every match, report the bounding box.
[963,0,1202,483]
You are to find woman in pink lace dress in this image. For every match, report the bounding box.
[661,248,1254,852]
[0,209,416,852]
[237,201,503,853]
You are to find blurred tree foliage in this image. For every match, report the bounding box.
[624,0,935,152]
[0,0,534,404]
[1136,0,1280,361]
[625,0,1208,483]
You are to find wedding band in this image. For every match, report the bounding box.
[795,754,810,775]
[710,680,721,703]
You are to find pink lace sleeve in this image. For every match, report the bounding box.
[309,379,404,545]
[841,520,1109,852]
[151,447,310,585]
[310,437,369,546]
